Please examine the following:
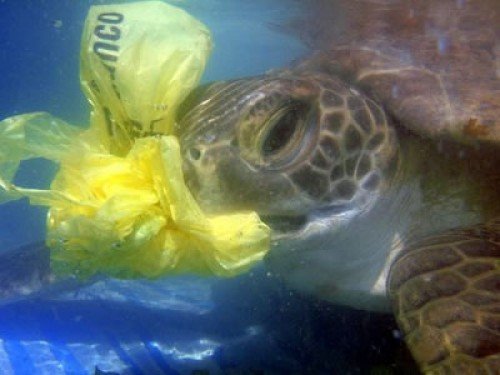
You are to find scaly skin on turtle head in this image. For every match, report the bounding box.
[176,70,407,309]
[176,71,397,223]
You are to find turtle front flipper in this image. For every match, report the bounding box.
[388,218,500,374]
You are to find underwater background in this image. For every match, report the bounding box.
[0,0,417,373]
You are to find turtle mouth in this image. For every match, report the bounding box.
[260,214,308,234]
[260,201,360,243]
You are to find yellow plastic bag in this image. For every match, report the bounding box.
[81,1,213,155]
[0,1,270,279]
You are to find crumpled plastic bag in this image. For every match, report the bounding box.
[0,1,270,279]
[81,1,213,155]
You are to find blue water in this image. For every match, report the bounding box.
[0,1,414,374]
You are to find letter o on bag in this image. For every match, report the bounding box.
[97,12,124,24]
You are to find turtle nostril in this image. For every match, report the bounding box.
[189,147,201,161]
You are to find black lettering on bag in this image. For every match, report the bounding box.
[101,63,116,78]
[103,107,115,137]
[92,12,124,63]
[94,25,121,41]
[97,12,124,24]
[91,12,125,136]
[93,41,118,62]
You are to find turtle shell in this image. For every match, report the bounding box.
[289,0,500,144]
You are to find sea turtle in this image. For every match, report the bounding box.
[173,0,500,373]
[1,0,498,373]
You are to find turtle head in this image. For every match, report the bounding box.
[176,71,397,238]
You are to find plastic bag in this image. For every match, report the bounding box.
[80,1,213,156]
[0,1,270,279]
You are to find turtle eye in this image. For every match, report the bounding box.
[258,101,310,162]
[233,99,317,171]
[261,108,300,157]
[237,88,318,171]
